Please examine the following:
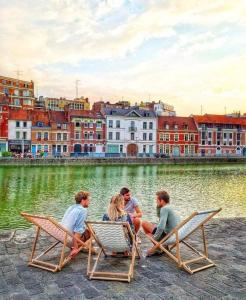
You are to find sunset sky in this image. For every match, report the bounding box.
[0,0,246,116]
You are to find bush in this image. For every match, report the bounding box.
[1,151,12,157]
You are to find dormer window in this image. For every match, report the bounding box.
[174,124,178,129]
[36,121,44,127]
[183,124,188,130]
[165,124,169,130]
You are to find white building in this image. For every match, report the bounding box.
[104,108,157,156]
[154,101,176,116]
[8,119,32,153]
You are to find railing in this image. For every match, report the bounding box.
[128,127,137,132]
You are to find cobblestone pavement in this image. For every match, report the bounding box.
[0,218,245,300]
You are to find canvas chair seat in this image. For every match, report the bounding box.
[147,208,222,274]
[21,212,87,272]
[86,221,140,282]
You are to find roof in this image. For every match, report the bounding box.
[193,114,246,125]
[69,110,104,119]
[103,107,156,118]
[9,108,32,121]
[158,116,198,131]
[31,109,50,126]
[48,111,68,123]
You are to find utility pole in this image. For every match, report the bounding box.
[75,80,80,99]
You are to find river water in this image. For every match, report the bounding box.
[0,164,246,230]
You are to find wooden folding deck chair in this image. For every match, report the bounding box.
[146,208,222,274]
[21,212,87,272]
[86,221,140,282]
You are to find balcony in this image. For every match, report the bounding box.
[128,126,137,132]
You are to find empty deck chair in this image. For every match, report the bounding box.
[146,208,222,274]
[86,221,140,282]
[21,212,87,272]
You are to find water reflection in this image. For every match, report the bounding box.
[0,164,246,230]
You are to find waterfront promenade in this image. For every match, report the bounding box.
[0,218,245,299]
[0,156,246,166]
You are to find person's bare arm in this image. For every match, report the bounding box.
[133,206,143,218]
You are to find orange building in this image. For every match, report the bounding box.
[0,75,34,109]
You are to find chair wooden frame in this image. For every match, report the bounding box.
[146,208,222,274]
[86,221,141,282]
[21,212,87,272]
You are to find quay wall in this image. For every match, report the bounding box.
[0,157,245,166]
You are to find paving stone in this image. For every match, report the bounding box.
[62,285,82,298]
[27,284,44,296]
[9,292,31,300]
[82,287,101,299]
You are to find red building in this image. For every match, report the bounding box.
[0,94,9,152]
[193,114,246,156]
[157,116,199,156]
[68,110,106,156]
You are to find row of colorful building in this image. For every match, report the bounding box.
[1,75,246,157]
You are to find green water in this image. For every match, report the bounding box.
[0,164,246,230]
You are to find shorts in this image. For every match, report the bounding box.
[152,226,166,241]
[81,229,90,242]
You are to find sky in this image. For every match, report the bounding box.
[0,0,246,116]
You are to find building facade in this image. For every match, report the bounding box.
[0,95,9,152]
[69,110,106,156]
[104,108,157,156]
[0,75,34,109]
[157,116,199,157]
[31,110,51,157]
[193,115,246,156]
[43,97,90,111]
[8,109,32,153]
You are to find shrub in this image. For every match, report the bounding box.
[1,151,12,157]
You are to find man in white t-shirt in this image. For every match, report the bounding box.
[120,187,142,234]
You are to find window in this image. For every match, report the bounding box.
[37,145,42,151]
[23,132,27,140]
[37,132,42,140]
[44,132,49,140]
[174,124,178,129]
[208,132,212,139]
[208,141,212,145]
[223,132,227,139]
[84,122,88,128]
[23,121,27,128]
[190,134,194,142]
[165,124,169,129]
[44,145,49,152]
[109,120,113,128]
[174,134,179,142]
[184,145,189,155]
[89,122,93,128]
[159,144,163,154]
[164,134,169,141]
[149,133,153,141]
[57,133,62,141]
[57,123,61,129]
[96,132,101,140]
[202,140,206,145]
[89,132,93,140]
[143,145,146,153]
[16,131,20,139]
[143,122,147,129]
[36,122,44,127]
[149,122,153,129]
[63,145,67,153]
[143,133,147,141]
[84,132,88,139]
[75,131,80,140]
[63,133,67,141]
[62,124,67,129]
[108,132,113,140]
[75,122,80,127]
[184,134,189,141]
[229,133,233,139]
[116,120,120,128]
[116,132,120,140]
[131,133,134,140]
[159,133,164,141]
[120,145,123,153]
[201,132,206,139]
[96,122,102,128]
[16,121,20,128]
